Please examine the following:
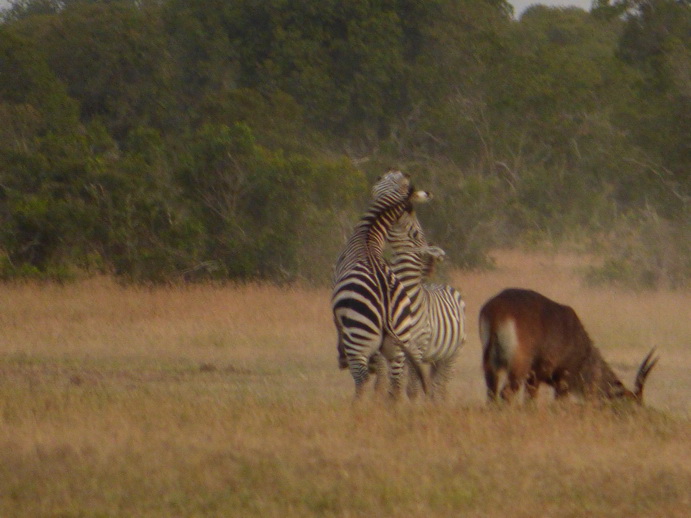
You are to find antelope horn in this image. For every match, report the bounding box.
[634,347,660,404]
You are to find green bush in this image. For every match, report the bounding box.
[585,209,691,290]
[177,122,366,283]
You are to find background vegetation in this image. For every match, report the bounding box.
[0,0,689,286]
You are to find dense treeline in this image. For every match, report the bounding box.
[0,0,688,286]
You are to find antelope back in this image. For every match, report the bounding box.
[480,289,591,367]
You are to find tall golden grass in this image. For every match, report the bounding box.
[0,251,689,517]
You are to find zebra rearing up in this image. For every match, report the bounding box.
[389,205,467,400]
[332,171,430,399]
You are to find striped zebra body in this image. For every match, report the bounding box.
[332,171,429,399]
[389,207,466,399]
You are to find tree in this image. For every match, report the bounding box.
[0,28,79,144]
[177,122,365,282]
[615,0,690,202]
[14,1,176,140]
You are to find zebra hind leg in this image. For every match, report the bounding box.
[346,354,372,400]
[380,336,407,400]
[337,340,348,370]
[386,349,407,400]
[430,351,459,401]
[405,359,425,400]
[369,353,390,397]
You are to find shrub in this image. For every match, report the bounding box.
[585,208,691,290]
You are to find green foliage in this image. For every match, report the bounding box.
[585,209,691,289]
[13,1,175,139]
[0,0,688,286]
[177,122,365,282]
[0,28,79,139]
[615,0,691,186]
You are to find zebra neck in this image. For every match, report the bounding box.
[391,256,425,288]
[356,204,405,259]
[394,265,425,305]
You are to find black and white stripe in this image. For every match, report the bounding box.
[332,171,429,399]
[388,207,466,399]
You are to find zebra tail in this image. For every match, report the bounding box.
[399,343,429,395]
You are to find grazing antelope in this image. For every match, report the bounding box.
[479,288,659,404]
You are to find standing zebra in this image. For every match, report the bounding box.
[332,171,430,399]
[388,205,467,400]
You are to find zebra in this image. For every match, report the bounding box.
[387,204,467,400]
[332,170,430,399]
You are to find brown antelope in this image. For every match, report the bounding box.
[479,288,659,404]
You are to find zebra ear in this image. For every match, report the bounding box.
[410,190,432,203]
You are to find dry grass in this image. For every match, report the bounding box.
[0,251,689,517]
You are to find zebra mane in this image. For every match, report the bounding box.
[334,171,415,277]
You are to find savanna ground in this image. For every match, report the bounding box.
[0,250,689,517]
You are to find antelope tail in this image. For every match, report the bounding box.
[634,347,660,404]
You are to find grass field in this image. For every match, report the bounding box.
[0,250,689,517]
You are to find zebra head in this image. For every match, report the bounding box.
[370,170,411,204]
[370,170,431,209]
[389,198,445,280]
